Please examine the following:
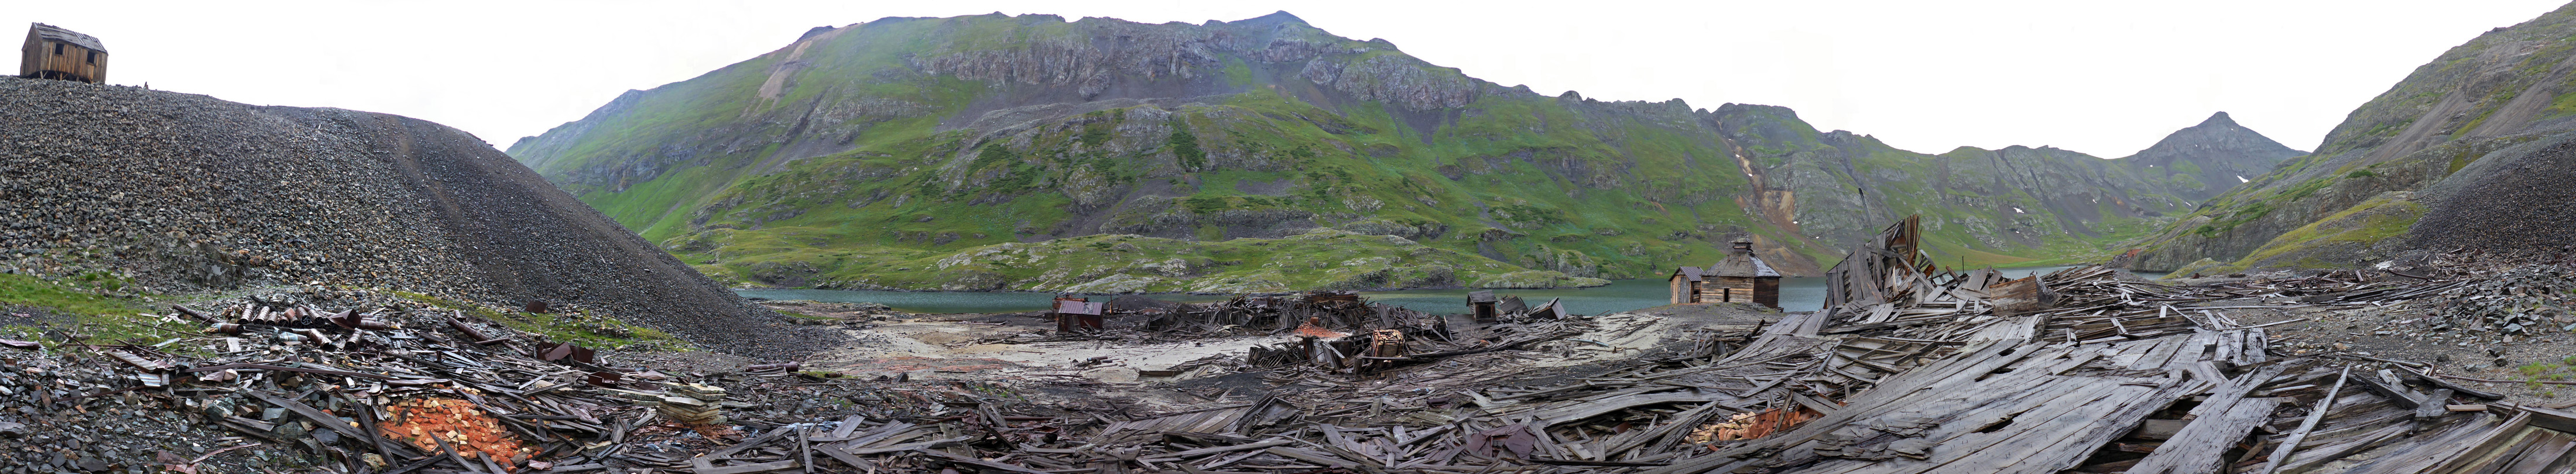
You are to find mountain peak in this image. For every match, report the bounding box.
[2119,112,2306,202]
[1243,11,1307,25]
[2199,111,2235,127]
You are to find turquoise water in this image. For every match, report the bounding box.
[737,265,2166,315]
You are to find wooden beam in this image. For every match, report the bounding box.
[2348,370,2424,410]
[692,461,797,474]
[2257,367,2348,474]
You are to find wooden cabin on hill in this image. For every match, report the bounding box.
[1670,238,1781,309]
[21,23,107,84]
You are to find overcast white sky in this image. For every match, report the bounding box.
[12,1,2569,157]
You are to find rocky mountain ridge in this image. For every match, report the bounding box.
[507,11,2300,292]
[2115,2,2576,274]
[2112,112,2308,204]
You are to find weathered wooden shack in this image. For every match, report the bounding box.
[1669,266,1707,305]
[1051,295,1106,332]
[1671,238,1781,308]
[21,23,107,83]
[1465,290,1498,322]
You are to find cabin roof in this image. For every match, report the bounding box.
[1671,266,1704,282]
[1467,290,1496,303]
[1710,253,1780,278]
[26,23,105,53]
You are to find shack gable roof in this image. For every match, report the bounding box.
[1710,253,1780,278]
[26,23,105,53]
[1467,290,1496,303]
[1671,266,1704,282]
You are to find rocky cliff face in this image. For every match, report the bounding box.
[2116,3,2576,272]
[508,12,2289,291]
[0,77,839,356]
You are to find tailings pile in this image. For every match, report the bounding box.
[0,78,837,356]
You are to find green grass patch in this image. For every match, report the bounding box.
[0,273,170,348]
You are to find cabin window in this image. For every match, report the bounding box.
[84,51,95,65]
[53,43,64,55]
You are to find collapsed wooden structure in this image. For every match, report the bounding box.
[864,216,2567,473]
[1132,291,1444,338]
[49,216,2576,473]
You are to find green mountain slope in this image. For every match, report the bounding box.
[508,12,2278,292]
[2115,2,2576,273]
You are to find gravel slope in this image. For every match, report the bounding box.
[0,77,842,356]
[2407,132,2576,257]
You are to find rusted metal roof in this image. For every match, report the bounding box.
[26,23,105,53]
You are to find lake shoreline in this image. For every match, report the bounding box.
[737,265,2160,316]
[733,281,1616,297]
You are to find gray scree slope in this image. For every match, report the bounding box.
[0,77,841,356]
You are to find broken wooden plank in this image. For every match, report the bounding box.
[840,436,971,455]
[1140,438,1296,462]
[2127,420,2189,441]
[911,448,1052,474]
[692,461,796,474]
[2125,397,2285,474]
[2256,367,2347,474]
[2413,389,2453,421]
[1266,446,1361,469]
[2348,370,2425,410]
[2122,363,2290,474]
[2399,366,2505,400]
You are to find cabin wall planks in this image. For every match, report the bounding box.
[20,23,107,83]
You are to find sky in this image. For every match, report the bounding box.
[11,1,2570,157]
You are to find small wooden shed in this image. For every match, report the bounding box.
[1670,238,1781,309]
[1466,290,1498,323]
[1669,266,1707,305]
[1051,295,1107,332]
[21,23,107,84]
